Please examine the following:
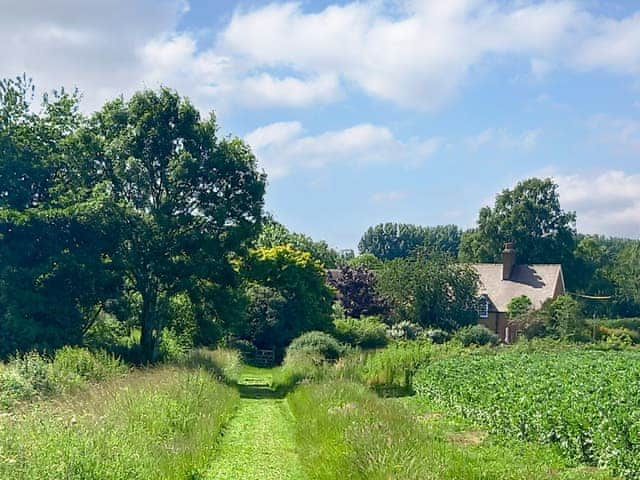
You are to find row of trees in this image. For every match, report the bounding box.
[357,178,640,318]
[1,76,637,362]
[0,77,267,360]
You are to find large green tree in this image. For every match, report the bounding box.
[459,178,576,265]
[376,253,479,331]
[257,217,339,268]
[358,223,461,260]
[0,76,120,356]
[85,88,265,361]
[612,240,640,307]
[242,245,334,354]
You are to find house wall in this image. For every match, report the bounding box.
[480,312,519,343]
[479,312,498,334]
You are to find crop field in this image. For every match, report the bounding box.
[414,347,640,478]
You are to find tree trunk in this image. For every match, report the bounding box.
[140,285,160,363]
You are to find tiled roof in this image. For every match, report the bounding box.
[472,264,563,312]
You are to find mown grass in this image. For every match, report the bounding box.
[288,380,613,480]
[0,366,239,479]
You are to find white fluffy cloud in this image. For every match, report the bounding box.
[245,121,439,178]
[221,1,640,109]
[556,171,640,237]
[1,1,639,112]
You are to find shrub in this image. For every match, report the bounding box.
[286,331,344,360]
[225,338,258,363]
[158,328,189,362]
[388,321,423,340]
[180,348,242,384]
[51,346,126,384]
[333,315,388,349]
[453,325,498,347]
[0,347,126,409]
[271,350,327,392]
[423,328,450,344]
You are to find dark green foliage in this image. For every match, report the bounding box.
[0,76,121,357]
[358,223,461,260]
[84,88,265,361]
[377,253,479,331]
[544,295,586,340]
[286,331,344,360]
[453,325,498,346]
[333,316,389,349]
[459,178,576,265]
[567,235,640,317]
[238,283,287,350]
[507,295,533,319]
[612,240,640,305]
[424,328,451,344]
[257,217,339,268]
[327,265,388,318]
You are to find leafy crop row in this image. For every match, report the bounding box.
[414,349,640,479]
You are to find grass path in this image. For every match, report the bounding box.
[206,368,307,480]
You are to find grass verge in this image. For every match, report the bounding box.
[288,380,613,480]
[0,366,239,479]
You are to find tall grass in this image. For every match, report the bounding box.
[0,367,239,479]
[179,347,243,384]
[0,347,127,409]
[288,380,611,480]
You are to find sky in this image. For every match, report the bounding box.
[2,0,639,250]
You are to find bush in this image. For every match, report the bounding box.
[0,347,126,408]
[225,338,258,363]
[180,348,243,384]
[51,346,127,385]
[271,350,327,393]
[453,325,498,347]
[388,321,423,340]
[423,328,450,344]
[286,331,344,360]
[158,328,189,362]
[333,315,388,349]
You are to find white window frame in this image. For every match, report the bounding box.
[477,295,489,319]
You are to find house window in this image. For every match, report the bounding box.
[477,295,489,319]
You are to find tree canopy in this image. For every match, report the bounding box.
[85,88,266,360]
[358,223,461,260]
[376,253,479,331]
[257,217,339,268]
[459,178,576,266]
[0,76,120,355]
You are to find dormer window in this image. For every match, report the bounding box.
[477,295,489,318]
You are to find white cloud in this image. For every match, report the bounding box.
[556,170,640,237]
[245,121,440,178]
[220,1,640,109]
[465,128,541,151]
[1,1,640,111]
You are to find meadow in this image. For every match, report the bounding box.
[1,341,636,479]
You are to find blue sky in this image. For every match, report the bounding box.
[2,0,640,249]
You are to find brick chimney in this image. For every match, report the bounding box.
[502,242,516,280]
